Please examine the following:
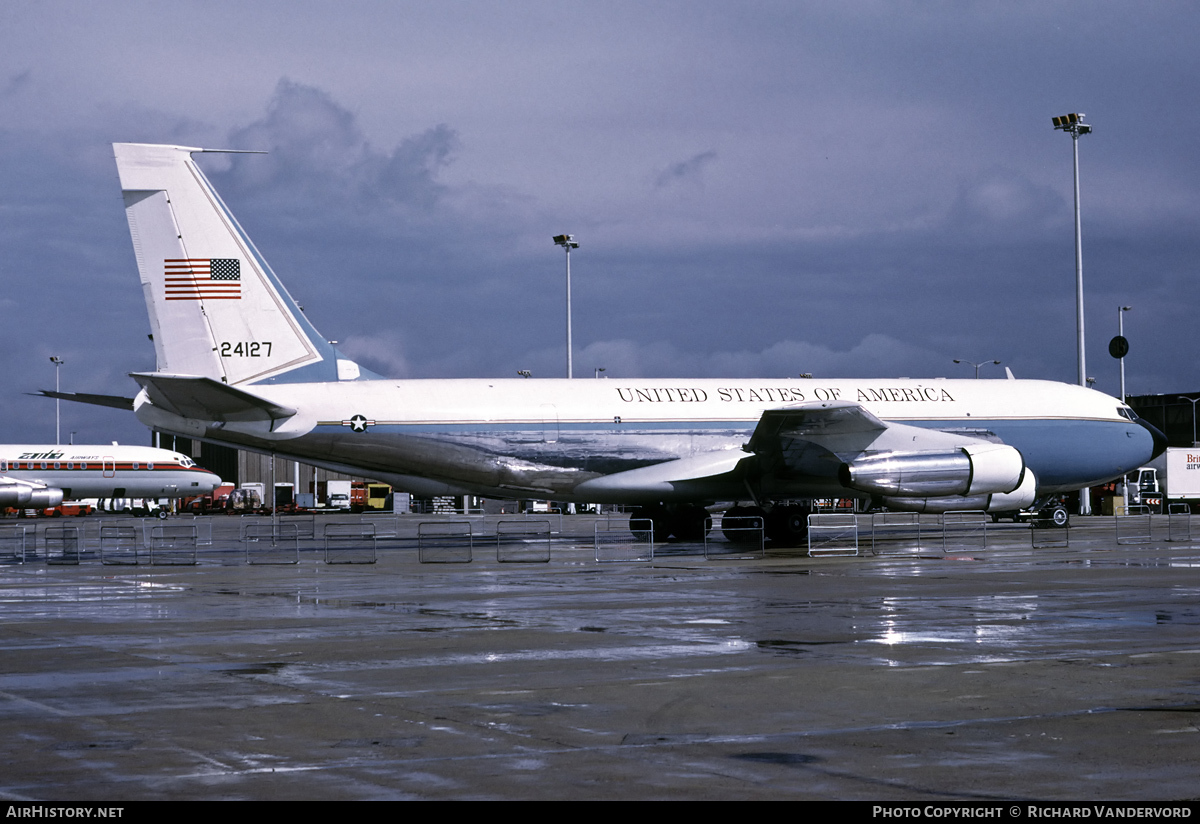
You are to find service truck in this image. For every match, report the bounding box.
[1128,447,1200,513]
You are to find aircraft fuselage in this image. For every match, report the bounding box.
[136,376,1158,504]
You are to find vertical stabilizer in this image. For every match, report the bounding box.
[114,143,365,385]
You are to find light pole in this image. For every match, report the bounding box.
[1052,113,1092,388]
[953,358,1001,379]
[49,356,64,445]
[553,234,579,379]
[594,367,605,379]
[1118,306,1132,402]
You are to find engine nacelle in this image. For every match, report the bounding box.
[839,442,1025,498]
[882,468,1038,514]
[0,482,33,507]
[27,488,64,509]
[0,481,64,509]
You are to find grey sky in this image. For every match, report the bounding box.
[2,1,1198,444]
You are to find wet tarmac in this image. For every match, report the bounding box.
[0,513,1197,800]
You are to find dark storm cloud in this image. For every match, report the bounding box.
[217,80,459,213]
[655,151,717,189]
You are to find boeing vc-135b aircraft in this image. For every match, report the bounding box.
[0,444,222,510]
[91,142,1163,541]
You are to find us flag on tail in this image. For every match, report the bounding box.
[164,258,241,300]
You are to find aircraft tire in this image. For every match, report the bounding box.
[670,505,712,541]
[629,506,668,542]
[722,506,766,543]
[766,504,810,546]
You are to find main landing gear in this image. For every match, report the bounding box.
[629,503,811,545]
[628,504,712,542]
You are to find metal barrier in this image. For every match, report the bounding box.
[417,521,470,564]
[704,514,764,559]
[1167,505,1192,542]
[1115,506,1153,545]
[357,512,399,538]
[279,514,315,541]
[594,518,653,562]
[807,513,859,556]
[520,509,563,534]
[45,526,81,565]
[150,524,198,565]
[869,512,925,555]
[324,522,377,564]
[245,522,300,564]
[0,525,28,563]
[941,511,989,552]
[1029,516,1069,548]
[495,519,552,563]
[100,524,141,565]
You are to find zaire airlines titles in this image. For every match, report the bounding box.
[613,386,957,404]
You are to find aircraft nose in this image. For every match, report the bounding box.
[1139,418,1168,460]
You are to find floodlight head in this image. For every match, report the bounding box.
[1052,112,1091,135]
[553,234,579,249]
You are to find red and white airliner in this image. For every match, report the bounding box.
[0,444,222,510]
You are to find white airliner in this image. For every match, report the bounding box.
[57,143,1167,540]
[0,444,222,510]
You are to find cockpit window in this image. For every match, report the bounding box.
[1117,407,1139,421]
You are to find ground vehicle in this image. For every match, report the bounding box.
[227,486,266,513]
[42,502,94,517]
[990,497,1070,527]
[324,480,364,511]
[1129,447,1200,513]
[366,483,392,511]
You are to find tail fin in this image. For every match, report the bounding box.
[113,143,371,385]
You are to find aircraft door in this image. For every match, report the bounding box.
[541,404,559,443]
[103,457,116,478]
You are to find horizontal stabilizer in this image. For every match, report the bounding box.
[131,372,296,424]
[32,390,135,411]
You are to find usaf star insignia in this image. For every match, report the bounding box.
[342,414,374,432]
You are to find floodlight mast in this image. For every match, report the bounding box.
[1052,113,1092,389]
[553,234,579,378]
[49,356,64,445]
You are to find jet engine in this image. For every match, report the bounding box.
[839,442,1025,498]
[880,467,1038,514]
[0,480,64,509]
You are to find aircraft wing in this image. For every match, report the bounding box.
[575,400,1011,501]
[747,401,886,451]
[130,373,296,425]
[746,399,1005,459]
[31,390,135,411]
[744,400,1027,501]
